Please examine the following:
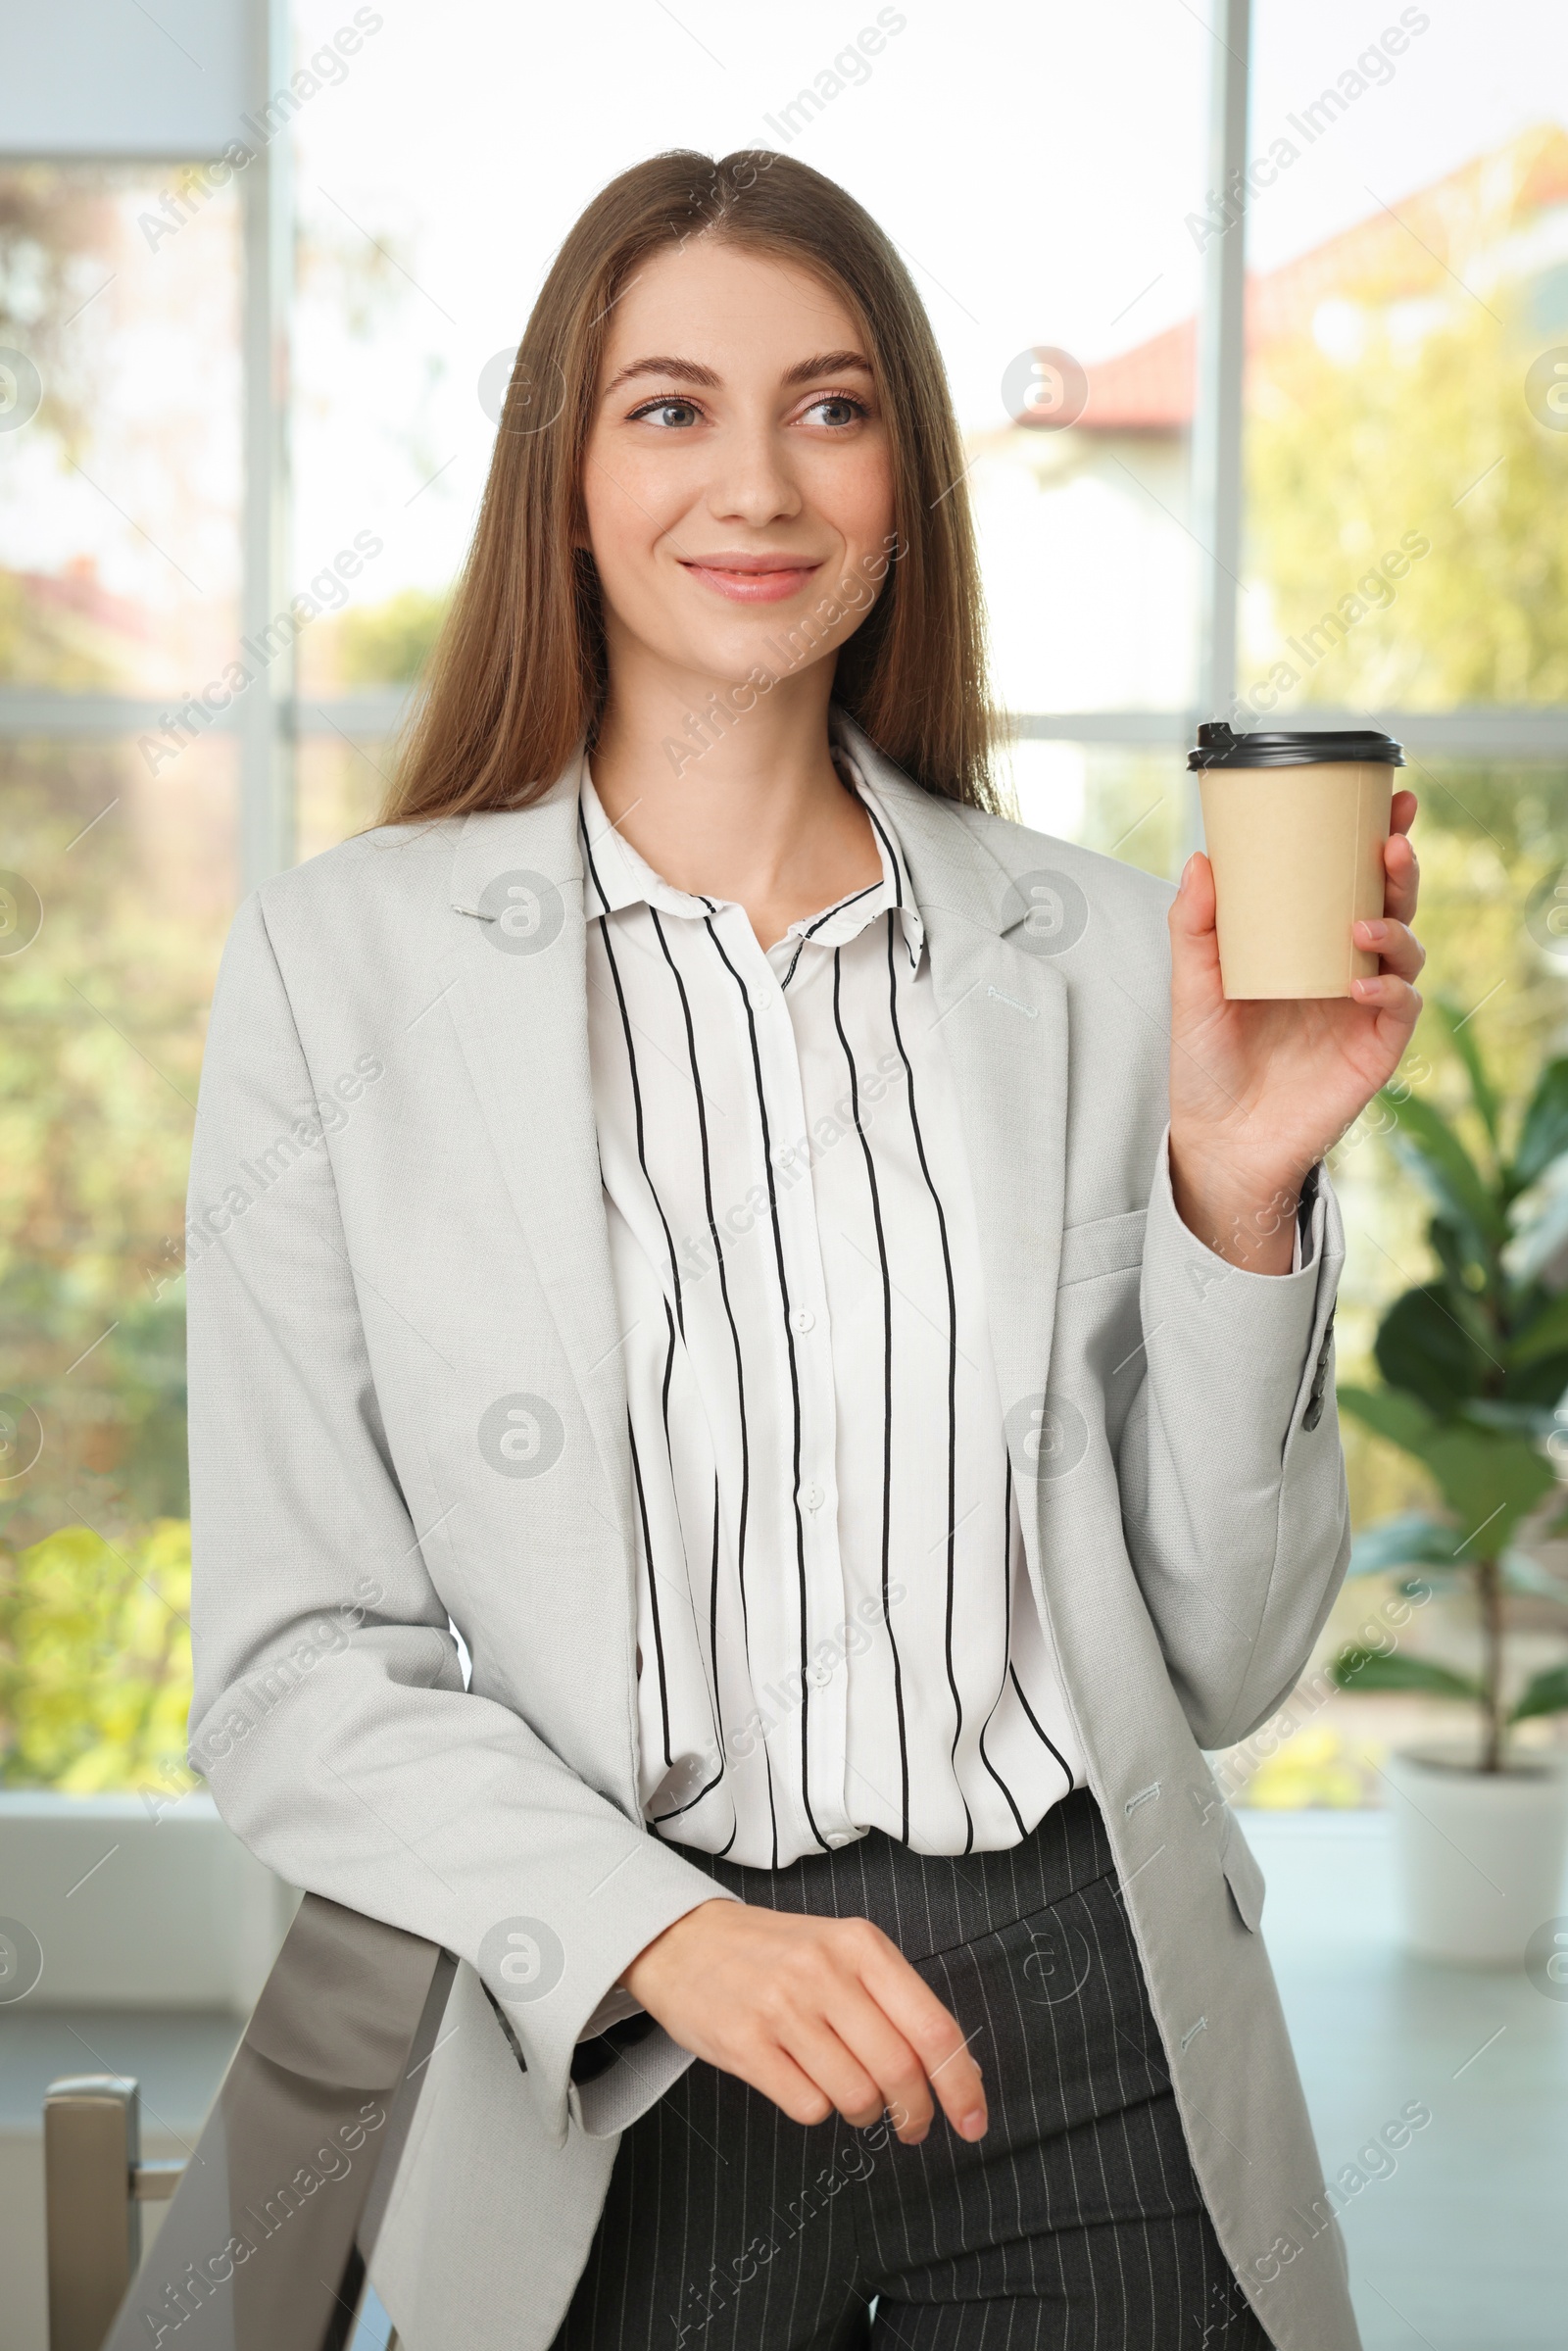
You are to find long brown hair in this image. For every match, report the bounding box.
[377,149,1003,824]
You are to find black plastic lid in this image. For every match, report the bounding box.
[1188,721,1405,770]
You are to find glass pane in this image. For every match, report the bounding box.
[1,732,236,1788]
[1230,754,1568,1809]
[1241,0,1568,714]
[295,728,396,863]
[0,162,241,695]
[999,736,1185,879]
[290,0,1209,739]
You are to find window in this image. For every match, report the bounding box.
[4,0,1567,1808]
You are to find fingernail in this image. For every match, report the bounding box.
[1351,977,1378,999]
[959,2108,987,2139]
[1358,918,1388,941]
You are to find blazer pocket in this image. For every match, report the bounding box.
[1058,1206,1147,1289]
[1219,1813,1266,1934]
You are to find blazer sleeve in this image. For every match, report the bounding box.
[185,892,736,2148]
[1113,1129,1351,1751]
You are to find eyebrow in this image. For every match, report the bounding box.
[602,349,874,399]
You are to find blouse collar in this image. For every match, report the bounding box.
[577,741,925,980]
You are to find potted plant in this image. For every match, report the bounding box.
[1329,1002,1568,1963]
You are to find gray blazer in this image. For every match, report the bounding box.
[186,711,1359,2351]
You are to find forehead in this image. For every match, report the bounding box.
[599,238,865,372]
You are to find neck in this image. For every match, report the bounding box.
[587,629,881,946]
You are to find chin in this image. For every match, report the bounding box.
[662,624,820,693]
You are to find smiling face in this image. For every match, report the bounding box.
[578,236,897,696]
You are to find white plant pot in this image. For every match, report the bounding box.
[1383,1742,1568,1965]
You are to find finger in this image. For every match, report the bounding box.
[781,2013,895,2132]
[1348,971,1423,1050]
[1390,788,1418,838]
[747,2042,840,2130]
[1167,851,1223,1023]
[858,1938,987,2139]
[821,1983,937,2143]
[1382,828,1419,926]
[1168,852,1217,947]
[923,2017,988,2138]
[1353,916,1425,981]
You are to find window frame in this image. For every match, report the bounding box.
[3,0,1564,893]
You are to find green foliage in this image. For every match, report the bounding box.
[1509,1289,1568,1370]
[1345,1507,1568,1603]
[1335,1007,1568,1749]
[1494,1546,1568,1601]
[1339,1384,1437,1457]
[1371,1286,1484,1412]
[1342,1383,1555,1554]
[1384,1092,1507,1262]
[1331,1647,1482,1702]
[337,587,449,686]
[0,740,213,1552]
[1512,1663,1568,1724]
[0,1519,194,1790]
[1346,1508,1462,1578]
[1431,998,1501,1150]
[1512,1060,1568,1192]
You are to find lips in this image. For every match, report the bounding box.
[678,553,823,605]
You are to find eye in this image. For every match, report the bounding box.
[801,393,870,429]
[628,396,703,428]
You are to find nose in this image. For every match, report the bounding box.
[703,407,805,530]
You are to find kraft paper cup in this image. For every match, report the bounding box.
[1189,725,1404,1001]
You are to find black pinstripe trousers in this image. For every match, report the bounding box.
[551,1789,1273,2349]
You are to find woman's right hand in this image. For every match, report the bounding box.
[618,1897,988,2148]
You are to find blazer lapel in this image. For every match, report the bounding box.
[836,716,1072,1499]
[438,751,634,1545]
[429,717,1073,1568]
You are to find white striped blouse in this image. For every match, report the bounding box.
[580,742,1087,1870]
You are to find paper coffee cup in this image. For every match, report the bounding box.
[1189,723,1403,1000]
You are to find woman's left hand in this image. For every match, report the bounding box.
[1166,789,1423,1273]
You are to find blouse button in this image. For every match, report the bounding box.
[792,1307,815,1334]
[802,1480,825,1511]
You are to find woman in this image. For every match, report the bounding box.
[187,150,1422,2351]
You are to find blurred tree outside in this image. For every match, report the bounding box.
[1244,123,1568,713]
[1,162,392,1791]
[0,165,118,460]
[295,587,449,853]
[0,1516,193,1793]
[1,738,217,1556]
[335,584,448,685]
[1247,295,1568,710]
[2,161,233,1595]
[0,171,136,701]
